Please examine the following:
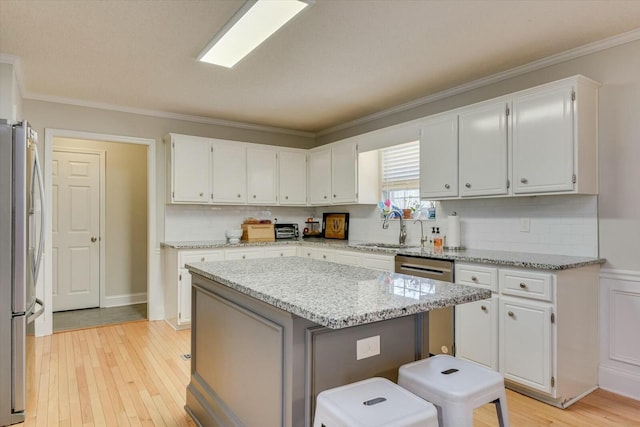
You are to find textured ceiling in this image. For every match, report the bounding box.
[2,0,640,133]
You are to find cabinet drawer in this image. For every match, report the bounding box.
[499,269,554,302]
[263,246,297,258]
[180,250,225,267]
[455,264,498,291]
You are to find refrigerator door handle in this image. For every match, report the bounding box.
[27,298,44,323]
[30,141,46,283]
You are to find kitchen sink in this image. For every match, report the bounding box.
[355,243,420,249]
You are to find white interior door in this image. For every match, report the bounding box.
[52,150,101,311]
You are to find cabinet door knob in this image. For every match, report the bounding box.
[519,282,527,289]
[508,311,515,317]
[253,195,256,198]
[307,252,311,257]
[471,276,478,282]
[91,236,98,243]
[242,255,246,259]
[280,253,284,257]
[333,194,336,198]
[201,257,205,262]
[481,305,487,311]
[322,254,327,259]
[520,177,528,184]
[465,183,471,188]
[324,195,327,199]
[199,192,203,196]
[444,184,450,189]
[285,196,289,200]
[237,194,241,198]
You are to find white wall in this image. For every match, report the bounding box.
[0,61,22,121]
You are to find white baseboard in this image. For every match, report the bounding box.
[599,364,640,401]
[103,292,148,308]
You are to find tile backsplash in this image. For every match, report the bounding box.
[165,194,598,257]
[439,195,598,257]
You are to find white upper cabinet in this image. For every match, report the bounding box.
[212,140,247,203]
[331,140,358,204]
[309,148,332,204]
[459,99,509,197]
[167,134,211,204]
[512,76,599,195]
[278,150,307,205]
[246,146,277,205]
[308,140,379,206]
[419,113,459,199]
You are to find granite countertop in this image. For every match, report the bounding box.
[187,257,491,329]
[163,238,605,270]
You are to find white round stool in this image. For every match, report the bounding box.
[398,355,510,427]
[313,377,439,427]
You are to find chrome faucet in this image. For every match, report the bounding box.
[382,208,407,246]
[414,219,427,247]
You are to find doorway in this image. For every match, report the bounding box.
[40,130,157,337]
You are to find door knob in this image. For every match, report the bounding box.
[91,237,98,243]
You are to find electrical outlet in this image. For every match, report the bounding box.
[356,335,380,360]
[520,217,531,233]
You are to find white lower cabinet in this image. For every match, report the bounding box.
[455,296,499,371]
[454,262,599,408]
[297,246,394,272]
[500,296,553,393]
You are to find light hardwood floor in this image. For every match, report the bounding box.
[18,321,640,426]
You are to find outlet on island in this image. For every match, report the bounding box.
[356,335,381,360]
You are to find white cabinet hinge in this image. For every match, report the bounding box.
[179,273,182,281]
[172,191,175,198]
[551,376,555,387]
[551,313,555,323]
[571,90,576,102]
[507,179,510,189]
[572,174,577,184]
[178,312,181,320]
[506,105,510,117]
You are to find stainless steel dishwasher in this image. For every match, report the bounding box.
[395,255,454,356]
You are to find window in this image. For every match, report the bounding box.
[380,140,434,218]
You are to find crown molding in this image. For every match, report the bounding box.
[317,27,640,137]
[22,92,316,138]
[6,26,640,140]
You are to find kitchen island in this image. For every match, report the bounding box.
[184,257,491,427]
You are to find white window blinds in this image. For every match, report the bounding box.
[381,140,420,191]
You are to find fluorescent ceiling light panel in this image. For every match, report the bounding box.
[198,0,311,68]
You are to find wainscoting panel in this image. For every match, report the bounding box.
[599,269,640,401]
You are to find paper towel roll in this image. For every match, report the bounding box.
[447,215,461,248]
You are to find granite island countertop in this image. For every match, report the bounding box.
[186,257,491,329]
[164,238,605,270]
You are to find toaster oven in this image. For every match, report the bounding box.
[274,223,299,239]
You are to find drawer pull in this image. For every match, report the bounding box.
[471,276,478,282]
[519,282,527,289]
[242,255,246,259]
[444,184,450,189]
[465,183,471,188]
[199,192,204,196]
[481,305,487,311]
[508,311,514,317]
[280,253,284,257]
[201,257,205,262]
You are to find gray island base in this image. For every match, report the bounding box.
[184,257,491,427]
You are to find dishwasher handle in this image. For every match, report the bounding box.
[398,263,451,277]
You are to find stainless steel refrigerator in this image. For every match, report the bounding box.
[0,120,45,426]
